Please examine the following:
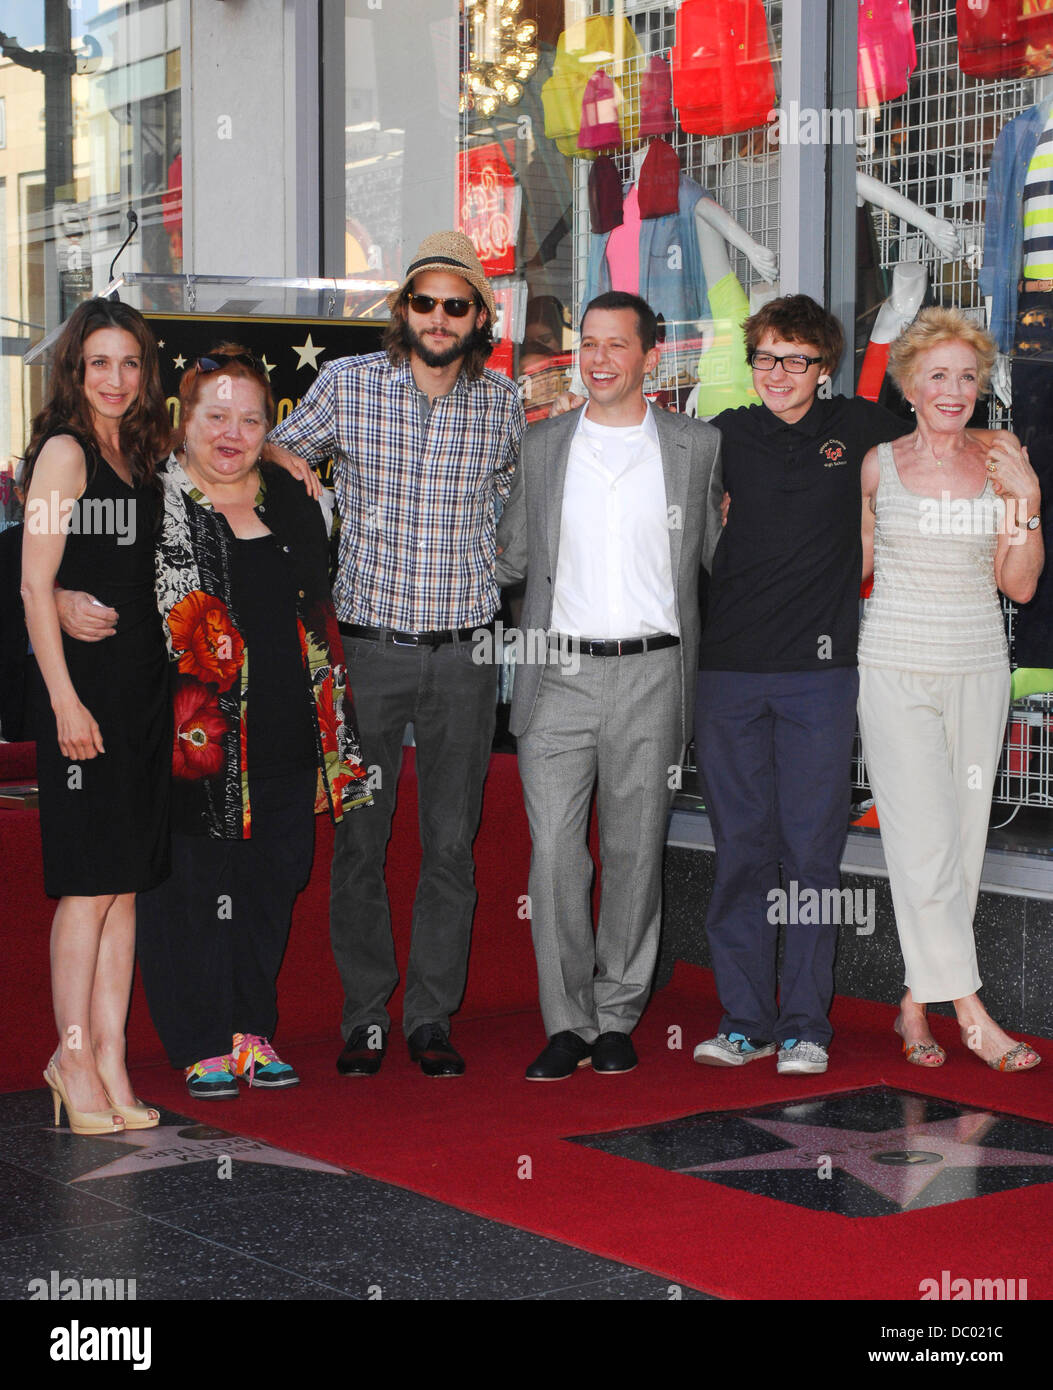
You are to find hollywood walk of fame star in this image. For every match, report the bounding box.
[681,1110,1053,1207]
[53,1123,348,1183]
[292,334,324,371]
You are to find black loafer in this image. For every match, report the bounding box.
[592,1031,637,1074]
[407,1025,465,1077]
[337,1024,387,1076]
[525,1031,593,1081]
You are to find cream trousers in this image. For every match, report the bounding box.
[857,664,1010,1004]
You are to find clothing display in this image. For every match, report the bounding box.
[857,0,917,108]
[637,138,680,219]
[694,271,758,415]
[34,432,170,897]
[638,54,676,138]
[980,98,1053,665]
[578,68,622,151]
[588,155,623,234]
[957,0,1053,81]
[541,15,643,159]
[585,174,709,325]
[671,0,776,137]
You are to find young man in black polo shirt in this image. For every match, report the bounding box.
[693,295,906,1075]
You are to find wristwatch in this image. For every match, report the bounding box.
[1027,513,1041,531]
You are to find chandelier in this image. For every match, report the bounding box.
[463,0,539,118]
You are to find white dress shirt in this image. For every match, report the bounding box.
[550,407,678,639]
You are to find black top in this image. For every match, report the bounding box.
[230,534,317,779]
[701,394,907,672]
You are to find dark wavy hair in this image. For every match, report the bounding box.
[23,297,170,489]
[382,287,494,381]
[174,342,276,445]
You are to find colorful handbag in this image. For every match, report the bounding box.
[858,1,917,107]
[541,15,642,158]
[957,0,1053,80]
[671,0,776,137]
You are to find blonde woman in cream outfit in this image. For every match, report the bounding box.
[858,307,1043,1073]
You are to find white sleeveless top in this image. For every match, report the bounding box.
[857,442,1008,674]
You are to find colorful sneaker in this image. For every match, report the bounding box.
[693,1032,777,1067]
[777,1039,829,1075]
[185,1055,239,1100]
[229,1034,300,1089]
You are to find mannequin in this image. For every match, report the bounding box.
[979,80,1053,676]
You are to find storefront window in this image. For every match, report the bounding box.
[0,0,181,518]
[456,0,786,418]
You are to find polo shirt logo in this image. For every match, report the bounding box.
[820,438,847,466]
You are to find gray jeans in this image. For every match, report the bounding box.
[330,634,497,1040]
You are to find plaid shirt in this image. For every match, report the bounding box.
[269,352,525,631]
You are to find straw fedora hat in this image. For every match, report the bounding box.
[387,231,496,321]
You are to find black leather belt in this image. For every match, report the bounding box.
[554,632,680,658]
[339,621,492,648]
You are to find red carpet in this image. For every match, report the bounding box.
[122,964,1053,1302]
[7,739,1052,1300]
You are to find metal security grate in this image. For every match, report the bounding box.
[573,0,784,395]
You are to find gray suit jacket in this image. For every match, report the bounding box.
[496,404,723,743]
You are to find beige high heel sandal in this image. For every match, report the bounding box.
[43,1061,125,1135]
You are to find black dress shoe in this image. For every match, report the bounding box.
[337,1024,387,1076]
[407,1025,465,1077]
[525,1031,593,1081]
[592,1031,637,1074]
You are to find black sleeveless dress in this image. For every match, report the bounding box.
[34,434,170,896]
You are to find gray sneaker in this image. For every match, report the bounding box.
[693,1032,777,1067]
[776,1039,829,1075]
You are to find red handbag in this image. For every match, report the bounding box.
[671,0,776,136]
[858,1,917,107]
[957,0,1053,80]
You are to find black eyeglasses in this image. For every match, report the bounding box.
[748,350,824,374]
[405,293,477,318]
[196,353,267,375]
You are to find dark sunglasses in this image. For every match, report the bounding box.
[196,352,267,375]
[405,292,477,318]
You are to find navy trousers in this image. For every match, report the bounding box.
[694,668,859,1046]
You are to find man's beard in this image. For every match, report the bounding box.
[399,317,483,368]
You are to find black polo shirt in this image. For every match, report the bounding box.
[700,393,907,672]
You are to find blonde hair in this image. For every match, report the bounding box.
[888,306,997,397]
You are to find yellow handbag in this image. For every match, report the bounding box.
[541,15,643,158]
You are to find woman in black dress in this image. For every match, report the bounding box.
[21,298,171,1134]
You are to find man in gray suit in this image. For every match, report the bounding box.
[497,291,722,1080]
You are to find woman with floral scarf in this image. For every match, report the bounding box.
[135,347,371,1099]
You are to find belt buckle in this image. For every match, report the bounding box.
[391,631,422,647]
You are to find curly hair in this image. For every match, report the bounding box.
[23,297,169,489]
[744,295,844,374]
[887,306,997,397]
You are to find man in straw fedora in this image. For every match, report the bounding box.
[268,232,525,1078]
